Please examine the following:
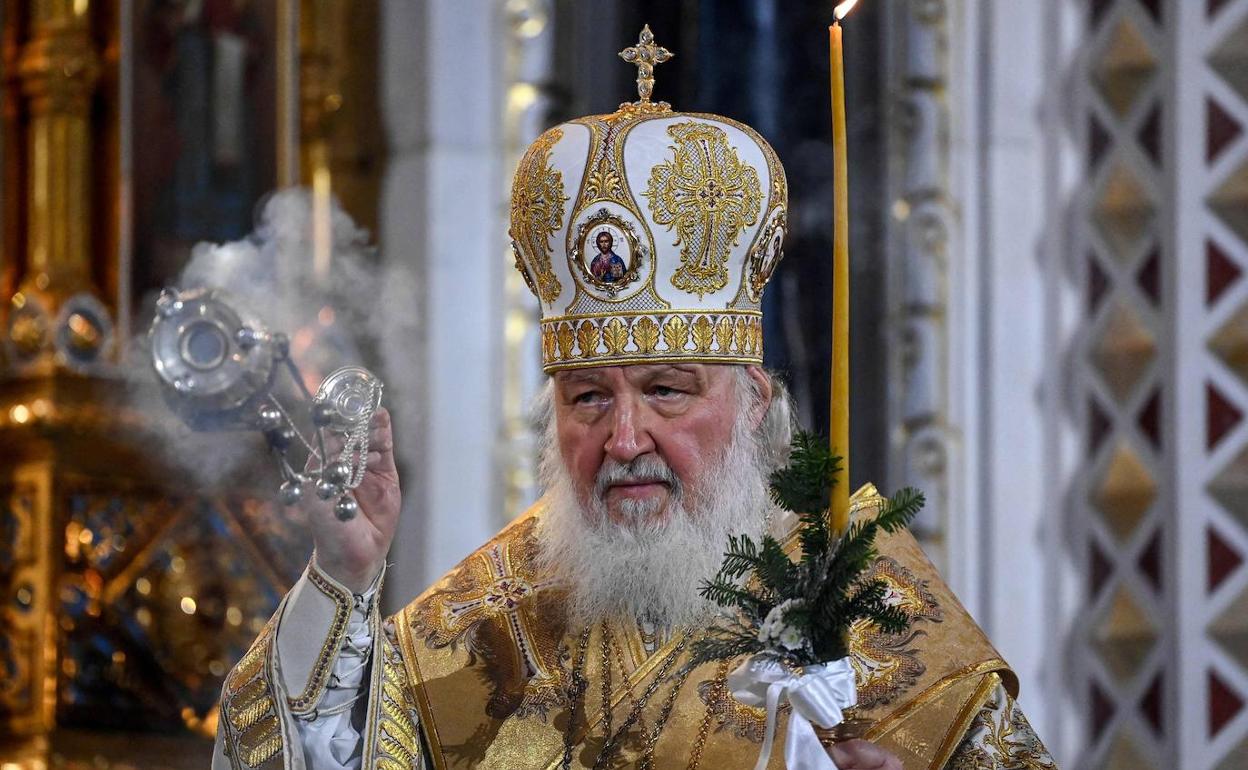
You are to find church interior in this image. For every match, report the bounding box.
[0,0,1246,767]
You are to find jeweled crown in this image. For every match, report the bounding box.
[510,26,788,372]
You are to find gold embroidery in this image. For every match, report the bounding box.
[538,310,764,370]
[847,556,943,709]
[286,562,354,715]
[577,320,600,359]
[375,625,424,770]
[603,318,629,355]
[511,127,569,304]
[645,121,762,296]
[946,683,1057,770]
[634,316,660,354]
[691,316,715,353]
[406,517,568,719]
[582,155,626,204]
[663,315,690,352]
[714,316,734,353]
[222,617,284,767]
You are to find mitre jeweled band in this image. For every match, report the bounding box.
[540,309,763,371]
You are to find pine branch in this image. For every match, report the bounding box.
[769,431,842,514]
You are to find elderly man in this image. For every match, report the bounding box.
[213,33,1056,770]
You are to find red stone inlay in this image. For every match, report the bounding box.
[1208,240,1242,306]
[1089,256,1110,315]
[1207,382,1243,450]
[1137,530,1162,593]
[1092,681,1116,740]
[1090,540,1113,598]
[1209,669,1244,737]
[1090,397,1113,454]
[1138,105,1162,166]
[1140,672,1163,735]
[1137,388,1161,449]
[1208,527,1244,593]
[1208,98,1243,164]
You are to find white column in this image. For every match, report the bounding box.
[379,0,506,610]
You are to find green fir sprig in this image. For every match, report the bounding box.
[687,430,926,670]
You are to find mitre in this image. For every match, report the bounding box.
[509,27,788,372]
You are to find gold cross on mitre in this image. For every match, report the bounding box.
[619,25,673,104]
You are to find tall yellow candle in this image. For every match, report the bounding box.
[829,2,855,534]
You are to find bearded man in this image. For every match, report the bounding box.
[212,32,1057,770]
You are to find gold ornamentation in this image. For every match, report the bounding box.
[511,127,569,305]
[285,560,355,715]
[538,310,763,370]
[691,316,715,353]
[582,155,626,204]
[746,210,787,302]
[577,320,600,359]
[603,318,630,355]
[373,623,424,770]
[556,322,576,360]
[406,517,567,719]
[663,315,690,353]
[618,25,673,106]
[847,556,943,709]
[634,317,660,354]
[221,617,284,767]
[714,316,734,353]
[946,681,1057,770]
[645,122,763,296]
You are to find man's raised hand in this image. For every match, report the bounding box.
[304,407,401,592]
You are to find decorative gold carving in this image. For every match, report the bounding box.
[847,556,943,709]
[618,25,673,106]
[510,127,569,305]
[645,122,763,297]
[714,316,734,353]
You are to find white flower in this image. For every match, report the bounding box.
[758,599,809,652]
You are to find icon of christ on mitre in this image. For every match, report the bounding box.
[212,27,1058,770]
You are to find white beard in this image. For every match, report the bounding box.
[535,411,773,631]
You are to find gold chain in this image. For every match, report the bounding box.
[684,661,729,770]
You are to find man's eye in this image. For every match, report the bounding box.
[573,391,602,405]
[651,386,682,398]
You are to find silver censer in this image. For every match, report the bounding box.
[149,287,384,520]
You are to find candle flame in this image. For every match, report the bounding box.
[834,0,860,20]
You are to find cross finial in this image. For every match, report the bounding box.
[619,25,673,104]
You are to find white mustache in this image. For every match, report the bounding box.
[593,454,683,502]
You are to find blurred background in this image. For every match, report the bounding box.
[0,0,1242,767]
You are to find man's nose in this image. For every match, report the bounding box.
[603,397,656,463]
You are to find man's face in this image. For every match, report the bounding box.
[552,364,767,526]
[596,233,612,254]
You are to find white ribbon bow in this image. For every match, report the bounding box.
[727,655,858,770]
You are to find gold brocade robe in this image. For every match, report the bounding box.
[215,485,1057,770]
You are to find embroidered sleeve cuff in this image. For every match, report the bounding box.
[276,553,385,716]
